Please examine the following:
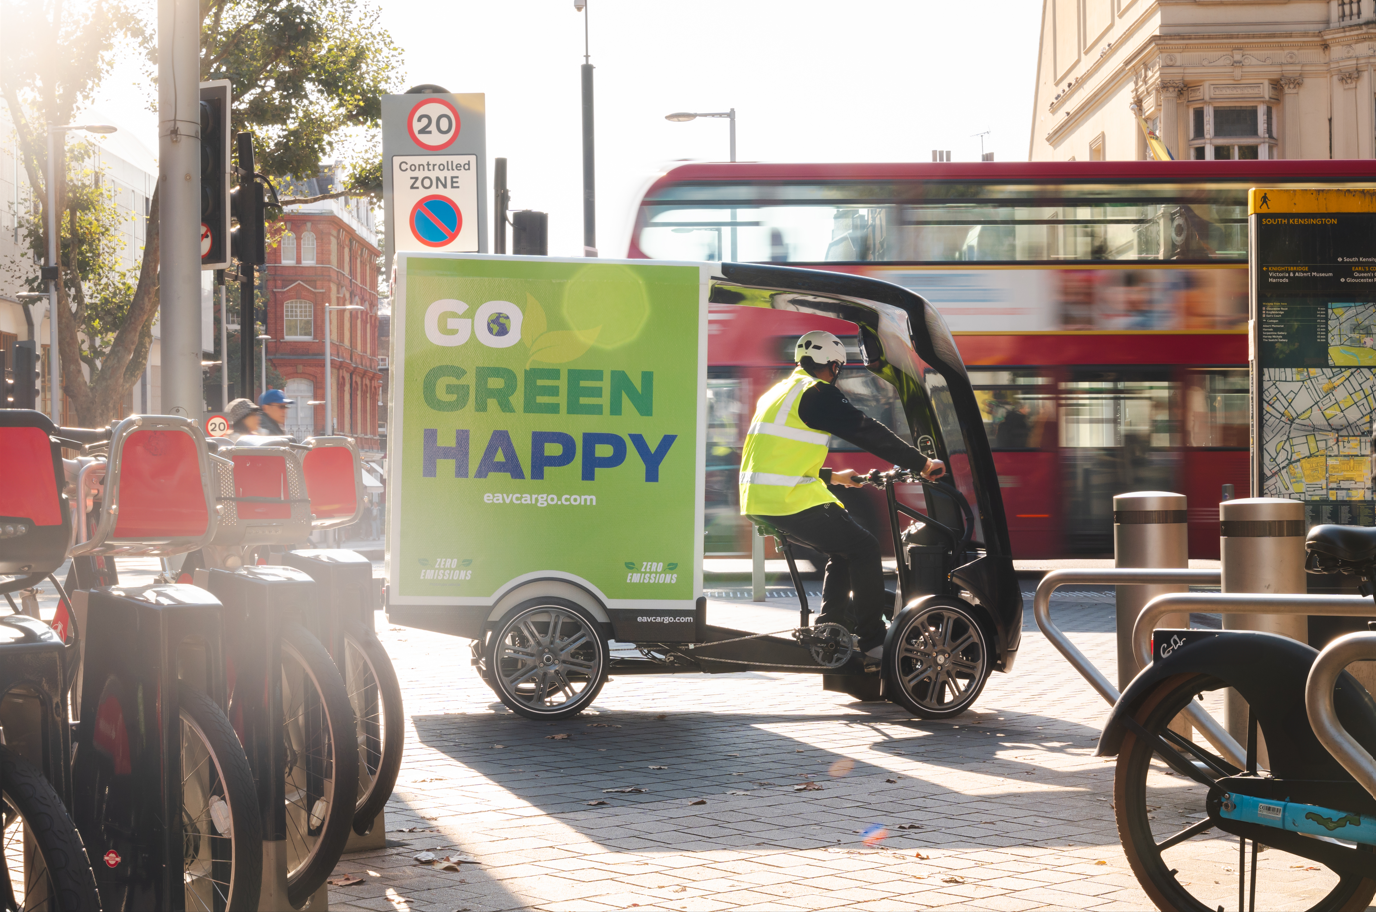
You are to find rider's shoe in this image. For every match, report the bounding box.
[858,628,886,660]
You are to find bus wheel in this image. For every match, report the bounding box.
[883,600,990,720]
[486,598,608,721]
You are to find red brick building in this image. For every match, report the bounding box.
[262,171,383,458]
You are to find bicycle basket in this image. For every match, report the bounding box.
[71,416,218,557]
[0,410,70,577]
[300,436,364,530]
[206,439,312,547]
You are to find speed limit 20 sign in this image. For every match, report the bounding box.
[205,414,230,437]
[407,97,460,151]
[382,92,487,269]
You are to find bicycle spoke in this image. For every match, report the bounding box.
[1155,816,1216,852]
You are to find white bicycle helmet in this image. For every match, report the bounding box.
[794,330,847,367]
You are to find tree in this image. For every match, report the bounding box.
[0,0,400,427]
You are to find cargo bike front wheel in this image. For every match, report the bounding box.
[486,599,608,721]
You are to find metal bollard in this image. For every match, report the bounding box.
[1113,492,1189,689]
[1219,497,1308,752]
[752,525,766,602]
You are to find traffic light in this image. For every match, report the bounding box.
[230,133,265,266]
[0,343,36,411]
[199,81,232,270]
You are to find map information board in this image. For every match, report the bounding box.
[1251,189,1376,526]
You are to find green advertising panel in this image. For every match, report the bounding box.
[387,255,707,610]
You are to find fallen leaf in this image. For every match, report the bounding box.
[914,852,929,860]
[444,854,480,865]
[794,782,823,792]
[689,799,706,806]
[413,851,437,865]
[897,824,922,830]
[546,734,570,741]
[1094,860,1107,866]
[649,765,668,770]
[941,875,965,884]
[437,862,461,872]
[492,745,504,749]
[654,713,667,721]
[327,874,364,886]
[586,800,608,806]
[603,787,646,794]
[885,778,899,784]
[672,886,687,893]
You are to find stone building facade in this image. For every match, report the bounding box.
[1031,0,1376,162]
[262,170,384,458]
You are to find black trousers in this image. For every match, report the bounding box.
[753,503,886,639]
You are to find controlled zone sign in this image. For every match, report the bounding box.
[1250,188,1376,527]
[392,156,478,254]
[386,255,709,615]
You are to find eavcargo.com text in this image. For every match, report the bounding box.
[483,492,597,506]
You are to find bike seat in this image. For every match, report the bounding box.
[745,515,784,540]
[1305,524,1376,564]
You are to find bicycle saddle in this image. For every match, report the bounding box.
[1305,524,1376,564]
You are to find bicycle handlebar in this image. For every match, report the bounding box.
[857,467,977,553]
[52,425,113,447]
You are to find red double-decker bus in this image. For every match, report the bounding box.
[629,160,1376,560]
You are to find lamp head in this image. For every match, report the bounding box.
[574,0,585,10]
[80,125,118,134]
[665,113,697,123]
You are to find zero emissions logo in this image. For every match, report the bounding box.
[425,298,524,349]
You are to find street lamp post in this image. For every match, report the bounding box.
[575,0,596,255]
[257,333,272,400]
[665,110,737,260]
[323,304,364,436]
[45,123,117,423]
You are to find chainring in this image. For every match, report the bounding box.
[796,622,855,669]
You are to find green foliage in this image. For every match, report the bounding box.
[201,0,402,188]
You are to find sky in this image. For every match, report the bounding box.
[90,0,1043,260]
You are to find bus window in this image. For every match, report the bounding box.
[1059,370,1180,553]
[705,372,747,553]
[969,370,1054,450]
[1185,369,1248,448]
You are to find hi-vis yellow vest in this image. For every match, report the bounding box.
[739,368,840,516]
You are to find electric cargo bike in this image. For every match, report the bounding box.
[387,262,1021,721]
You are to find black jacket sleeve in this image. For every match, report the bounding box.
[797,382,929,472]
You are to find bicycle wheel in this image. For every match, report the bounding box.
[1115,672,1376,912]
[340,629,403,835]
[179,683,263,912]
[486,599,607,721]
[883,600,990,720]
[280,622,358,908]
[0,745,101,911]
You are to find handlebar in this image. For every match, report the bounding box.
[52,425,113,451]
[856,467,977,554]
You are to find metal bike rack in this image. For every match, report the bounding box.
[1129,590,1376,769]
[1033,568,1222,705]
[1306,631,1376,802]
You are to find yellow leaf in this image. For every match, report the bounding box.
[523,293,547,345]
[527,327,601,365]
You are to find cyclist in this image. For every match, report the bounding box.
[740,330,944,658]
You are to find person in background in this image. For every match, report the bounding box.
[258,389,294,437]
[226,398,262,441]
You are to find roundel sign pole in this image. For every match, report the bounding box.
[381,92,487,269]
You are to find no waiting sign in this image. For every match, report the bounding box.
[381,93,487,271]
[392,155,478,253]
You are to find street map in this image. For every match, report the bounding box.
[1327,303,1376,366]
[1261,367,1372,501]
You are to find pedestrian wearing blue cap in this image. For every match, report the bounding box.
[257,388,294,437]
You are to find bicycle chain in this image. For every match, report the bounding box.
[680,623,861,671]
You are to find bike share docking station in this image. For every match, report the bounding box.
[59,414,263,911]
[188,432,376,910]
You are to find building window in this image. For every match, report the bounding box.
[284,378,315,437]
[301,230,316,265]
[284,299,314,339]
[281,231,296,265]
[1188,101,1276,160]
